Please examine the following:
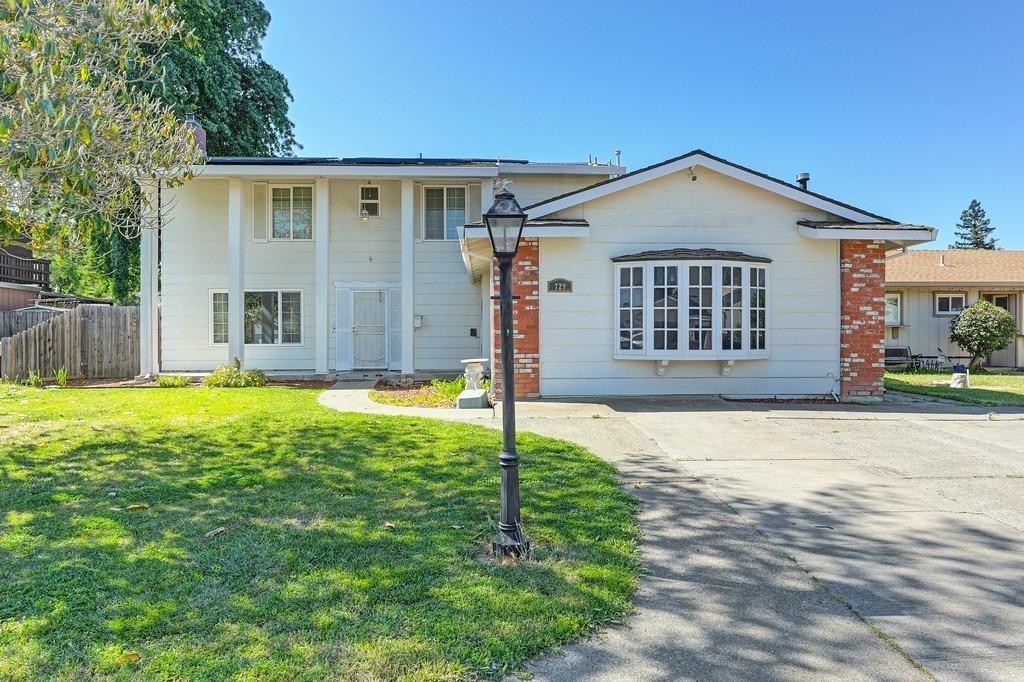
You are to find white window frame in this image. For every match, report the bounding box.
[934,292,966,317]
[612,260,770,361]
[268,184,315,241]
[885,292,903,326]
[421,185,467,241]
[359,184,380,220]
[209,289,304,346]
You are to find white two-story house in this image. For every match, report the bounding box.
[140,126,936,400]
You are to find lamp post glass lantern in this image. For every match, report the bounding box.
[483,188,529,557]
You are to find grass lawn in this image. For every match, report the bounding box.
[0,385,639,681]
[885,371,1024,406]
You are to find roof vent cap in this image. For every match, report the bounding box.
[796,172,810,190]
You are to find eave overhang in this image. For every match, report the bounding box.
[797,220,937,247]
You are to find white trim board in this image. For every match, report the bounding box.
[525,150,891,224]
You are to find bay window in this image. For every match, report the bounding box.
[613,256,770,360]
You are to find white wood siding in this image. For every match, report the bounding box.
[538,168,843,397]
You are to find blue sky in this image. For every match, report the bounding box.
[261,1,1023,247]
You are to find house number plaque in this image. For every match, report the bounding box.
[547,278,573,293]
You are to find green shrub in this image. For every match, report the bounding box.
[157,374,191,388]
[950,300,1017,367]
[54,366,68,387]
[202,365,269,388]
[25,371,43,388]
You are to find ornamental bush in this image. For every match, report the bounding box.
[202,365,269,388]
[949,300,1017,367]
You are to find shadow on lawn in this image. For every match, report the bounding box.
[0,406,638,680]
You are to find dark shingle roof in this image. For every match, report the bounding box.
[463,218,589,228]
[205,156,531,166]
[797,220,932,231]
[611,248,772,263]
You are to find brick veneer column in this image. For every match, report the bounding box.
[839,239,886,400]
[491,238,540,399]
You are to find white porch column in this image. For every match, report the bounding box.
[227,177,245,368]
[138,181,160,377]
[401,179,415,375]
[481,179,496,373]
[314,177,330,374]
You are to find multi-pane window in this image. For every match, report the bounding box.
[749,267,767,351]
[615,260,769,359]
[211,290,302,345]
[653,266,679,350]
[688,265,713,351]
[359,185,380,219]
[934,292,965,316]
[618,265,644,351]
[271,186,313,240]
[424,186,466,240]
[721,266,743,350]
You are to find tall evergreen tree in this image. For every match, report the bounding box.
[950,199,997,249]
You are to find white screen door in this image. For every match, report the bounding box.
[352,290,388,369]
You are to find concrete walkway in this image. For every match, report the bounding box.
[318,386,928,680]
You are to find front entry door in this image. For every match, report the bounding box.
[352,290,388,369]
[983,293,1017,367]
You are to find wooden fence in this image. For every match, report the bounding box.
[0,305,139,380]
[0,308,64,339]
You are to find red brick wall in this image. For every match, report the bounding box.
[839,239,886,399]
[491,238,540,399]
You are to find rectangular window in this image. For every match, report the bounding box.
[935,292,965,316]
[721,266,743,350]
[211,292,229,344]
[423,186,466,240]
[688,265,713,351]
[749,267,767,350]
[618,265,644,351]
[652,265,679,350]
[885,292,902,326]
[359,185,380,219]
[270,186,314,240]
[211,290,302,345]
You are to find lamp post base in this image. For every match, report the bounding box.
[492,530,531,558]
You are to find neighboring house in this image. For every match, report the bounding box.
[0,241,51,311]
[886,249,1024,368]
[141,132,936,399]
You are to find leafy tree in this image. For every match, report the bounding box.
[0,0,201,247]
[950,199,997,249]
[949,300,1016,367]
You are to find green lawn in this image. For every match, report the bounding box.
[0,385,639,681]
[885,371,1024,406]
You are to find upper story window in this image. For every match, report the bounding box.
[423,186,466,240]
[934,292,966,316]
[359,185,380,220]
[271,185,313,240]
[885,292,902,326]
[613,253,771,360]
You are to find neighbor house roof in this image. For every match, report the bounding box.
[524,149,897,224]
[887,249,1024,286]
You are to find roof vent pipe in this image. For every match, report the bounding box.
[615,149,622,166]
[940,253,946,266]
[796,172,810,190]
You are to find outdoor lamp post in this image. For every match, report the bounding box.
[483,187,530,557]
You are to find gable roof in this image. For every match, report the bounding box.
[887,249,1024,286]
[524,149,897,224]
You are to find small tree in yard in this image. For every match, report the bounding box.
[949,300,1017,368]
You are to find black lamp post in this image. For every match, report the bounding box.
[483,188,530,557]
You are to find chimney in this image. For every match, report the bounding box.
[796,172,810,190]
[184,113,207,158]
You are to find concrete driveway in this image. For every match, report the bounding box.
[518,395,1024,681]
[320,387,1024,680]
